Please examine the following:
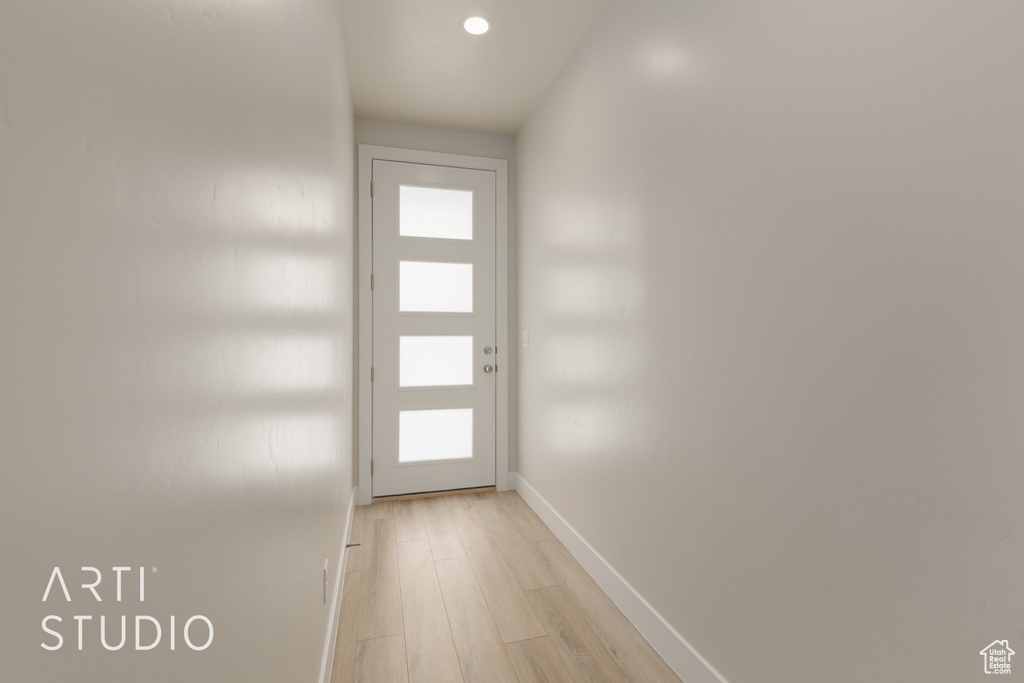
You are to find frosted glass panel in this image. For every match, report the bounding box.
[400,185,473,240]
[400,261,473,313]
[400,336,473,387]
[400,409,473,462]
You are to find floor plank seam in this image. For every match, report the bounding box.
[455,518,543,646]
[393,533,411,683]
[355,632,406,644]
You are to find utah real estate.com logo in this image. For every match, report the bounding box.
[980,640,1014,675]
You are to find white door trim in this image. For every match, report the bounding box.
[358,144,509,505]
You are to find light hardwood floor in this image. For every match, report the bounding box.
[331,490,681,683]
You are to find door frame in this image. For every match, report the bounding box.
[357,144,510,505]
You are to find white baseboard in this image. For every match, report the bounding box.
[510,474,727,683]
[318,486,358,683]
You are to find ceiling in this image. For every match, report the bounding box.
[340,0,609,134]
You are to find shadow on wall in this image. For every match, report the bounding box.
[538,198,647,459]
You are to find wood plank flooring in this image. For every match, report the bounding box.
[331,490,681,683]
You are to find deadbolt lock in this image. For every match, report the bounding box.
[483,346,493,355]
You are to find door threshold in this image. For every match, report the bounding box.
[372,486,496,503]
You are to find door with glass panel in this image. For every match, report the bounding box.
[371,160,497,497]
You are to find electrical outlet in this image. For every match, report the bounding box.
[323,559,329,605]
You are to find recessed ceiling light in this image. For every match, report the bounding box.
[462,16,490,35]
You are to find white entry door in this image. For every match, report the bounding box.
[371,160,498,497]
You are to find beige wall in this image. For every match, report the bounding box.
[354,117,519,475]
[516,1,1024,681]
[0,1,355,681]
